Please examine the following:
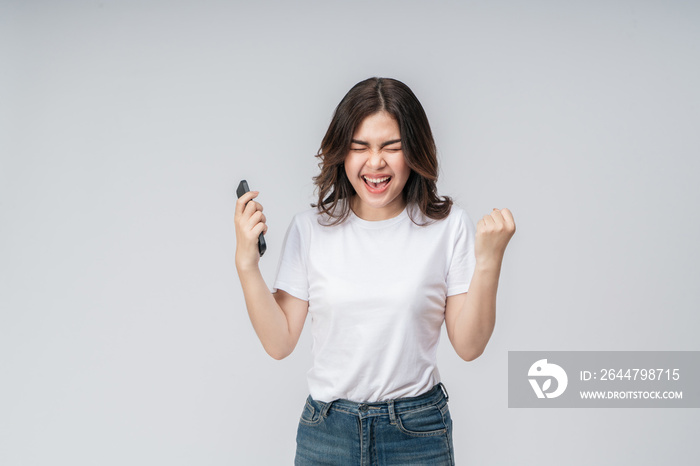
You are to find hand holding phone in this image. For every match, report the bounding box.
[236,180,267,257]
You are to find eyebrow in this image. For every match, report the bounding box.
[351,138,402,148]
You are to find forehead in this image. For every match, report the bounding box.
[353,111,400,139]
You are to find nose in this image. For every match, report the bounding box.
[366,149,386,169]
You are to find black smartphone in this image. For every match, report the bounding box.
[236,179,267,257]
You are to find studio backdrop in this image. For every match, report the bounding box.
[1,1,698,465]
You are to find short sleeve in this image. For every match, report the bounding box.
[271,214,310,301]
[446,209,477,296]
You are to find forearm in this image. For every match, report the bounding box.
[453,260,502,360]
[236,264,293,359]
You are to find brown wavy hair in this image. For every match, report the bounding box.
[312,77,452,226]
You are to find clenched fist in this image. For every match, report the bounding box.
[475,208,516,267]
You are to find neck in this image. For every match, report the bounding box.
[350,196,407,221]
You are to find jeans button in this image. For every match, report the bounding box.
[359,404,368,412]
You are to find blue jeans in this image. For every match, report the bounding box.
[295,383,454,465]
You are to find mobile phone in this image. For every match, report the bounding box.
[236,179,267,257]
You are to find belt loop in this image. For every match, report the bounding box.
[320,400,333,418]
[388,400,397,425]
[438,382,449,402]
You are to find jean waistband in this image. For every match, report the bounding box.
[311,383,449,418]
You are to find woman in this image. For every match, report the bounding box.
[235,77,515,465]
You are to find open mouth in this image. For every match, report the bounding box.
[362,175,392,193]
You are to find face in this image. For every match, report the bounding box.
[344,111,412,221]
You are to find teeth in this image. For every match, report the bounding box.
[363,176,390,183]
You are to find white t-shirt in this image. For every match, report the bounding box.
[272,201,476,403]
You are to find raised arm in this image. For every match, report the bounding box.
[445,207,515,361]
[234,191,308,359]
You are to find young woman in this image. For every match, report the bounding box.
[235,77,515,465]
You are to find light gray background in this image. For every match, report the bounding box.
[1,0,698,465]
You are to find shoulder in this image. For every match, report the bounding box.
[291,207,319,222]
[447,204,475,226]
[286,207,316,233]
[428,204,476,240]
[279,208,318,251]
[449,204,474,227]
[289,206,333,232]
[410,203,473,230]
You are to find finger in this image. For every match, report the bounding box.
[489,208,505,224]
[247,210,265,230]
[499,208,516,228]
[252,220,267,238]
[235,191,259,215]
[243,199,263,217]
[482,214,496,226]
[251,212,267,226]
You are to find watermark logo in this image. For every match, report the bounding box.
[510,351,698,408]
[528,359,568,399]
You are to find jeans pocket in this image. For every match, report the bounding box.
[396,405,448,437]
[299,397,324,426]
